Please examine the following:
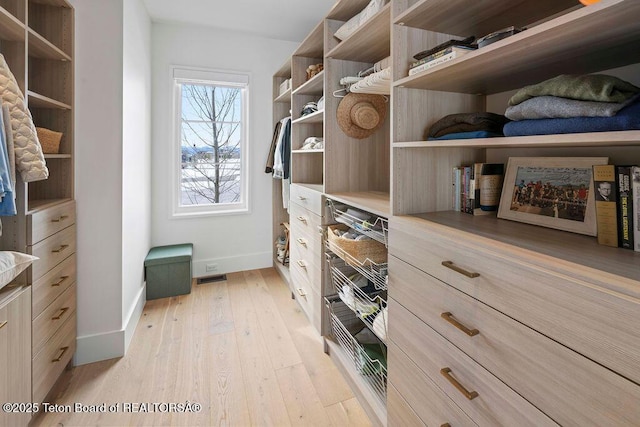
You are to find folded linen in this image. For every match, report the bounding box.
[426,112,509,139]
[505,94,638,120]
[508,74,640,106]
[427,130,503,140]
[503,99,640,136]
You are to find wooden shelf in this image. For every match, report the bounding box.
[30,0,72,7]
[394,0,640,94]
[325,191,390,218]
[292,109,324,124]
[274,88,291,103]
[292,70,324,96]
[28,28,71,61]
[28,90,71,109]
[293,183,324,194]
[293,20,324,58]
[393,131,640,149]
[27,197,73,214]
[327,0,370,21]
[326,3,390,62]
[0,6,25,41]
[400,212,640,296]
[43,154,71,159]
[394,0,576,36]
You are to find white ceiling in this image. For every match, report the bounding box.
[142,0,337,42]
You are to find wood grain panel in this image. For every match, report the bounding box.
[389,216,640,386]
[32,282,75,356]
[29,224,75,282]
[389,299,557,426]
[27,198,74,244]
[290,183,325,216]
[390,255,640,426]
[386,385,427,427]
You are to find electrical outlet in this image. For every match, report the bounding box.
[205,263,218,272]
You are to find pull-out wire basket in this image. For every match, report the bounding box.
[327,199,389,247]
[327,254,387,343]
[326,296,387,402]
[326,237,387,290]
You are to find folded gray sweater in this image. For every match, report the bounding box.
[505,95,638,121]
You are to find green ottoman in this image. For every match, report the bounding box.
[144,243,193,300]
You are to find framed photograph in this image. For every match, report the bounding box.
[498,157,608,236]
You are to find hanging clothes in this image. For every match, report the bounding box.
[0,105,16,216]
[269,116,291,210]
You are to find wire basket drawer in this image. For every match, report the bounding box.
[326,297,387,402]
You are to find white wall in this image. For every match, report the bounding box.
[70,0,125,365]
[151,23,298,276]
[71,0,152,365]
[122,0,152,352]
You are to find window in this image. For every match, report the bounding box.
[172,67,250,216]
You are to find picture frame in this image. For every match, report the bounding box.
[498,157,609,236]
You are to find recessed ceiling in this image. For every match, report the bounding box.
[142,0,337,42]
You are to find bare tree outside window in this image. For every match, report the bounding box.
[180,83,243,206]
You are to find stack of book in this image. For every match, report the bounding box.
[592,164,640,251]
[409,45,476,76]
[453,163,504,215]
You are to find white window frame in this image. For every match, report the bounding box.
[171,66,250,218]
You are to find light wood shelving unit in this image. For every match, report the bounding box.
[0,1,75,423]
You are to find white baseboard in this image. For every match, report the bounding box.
[192,250,271,277]
[75,283,146,366]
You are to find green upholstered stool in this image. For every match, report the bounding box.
[144,243,193,300]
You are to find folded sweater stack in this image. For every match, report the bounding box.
[425,112,510,140]
[503,74,640,136]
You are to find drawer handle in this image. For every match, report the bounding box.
[298,196,307,201]
[0,320,7,329]
[296,288,306,297]
[441,261,479,278]
[441,424,451,427]
[297,216,308,224]
[297,260,307,269]
[52,244,70,254]
[52,275,70,287]
[52,346,69,363]
[297,238,307,247]
[440,367,478,400]
[52,307,70,320]
[441,312,479,337]
[51,215,69,223]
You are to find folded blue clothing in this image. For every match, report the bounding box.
[427,130,504,140]
[503,99,640,136]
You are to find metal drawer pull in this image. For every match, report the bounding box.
[52,244,70,253]
[52,275,70,287]
[441,367,478,400]
[297,238,307,247]
[441,312,479,337]
[297,260,307,268]
[297,216,307,224]
[441,261,480,278]
[51,215,69,223]
[441,424,451,427]
[52,346,69,363]
[52,307,69,320]
[298,196,307,201]
[296,288,306,297]
[0,321,7,329]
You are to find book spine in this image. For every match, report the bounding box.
[464,166,472,214]
[453,167,462,212]
[632,166,640,252]
[615,166,634,249]
[410,47,453,68]
[593,165,618,247]
[408,51,457,76]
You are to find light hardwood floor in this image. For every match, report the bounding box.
[31,268,372,427]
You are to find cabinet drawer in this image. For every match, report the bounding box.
[33,284,76,356]
[389,299,557,427]
[290,213,323,255]
[32,253,76,317]
[27,200,76,245]
[389,219,640,385]
[290,261,321,332]
[29,225,76,282]
[290,184,324,217]
[290,202,322,232]
[390,255,640,426]
[387,385,428,427]
[32,314,75,404]
[389,343,476,427]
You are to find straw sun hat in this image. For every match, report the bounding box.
[336,93,386,139]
